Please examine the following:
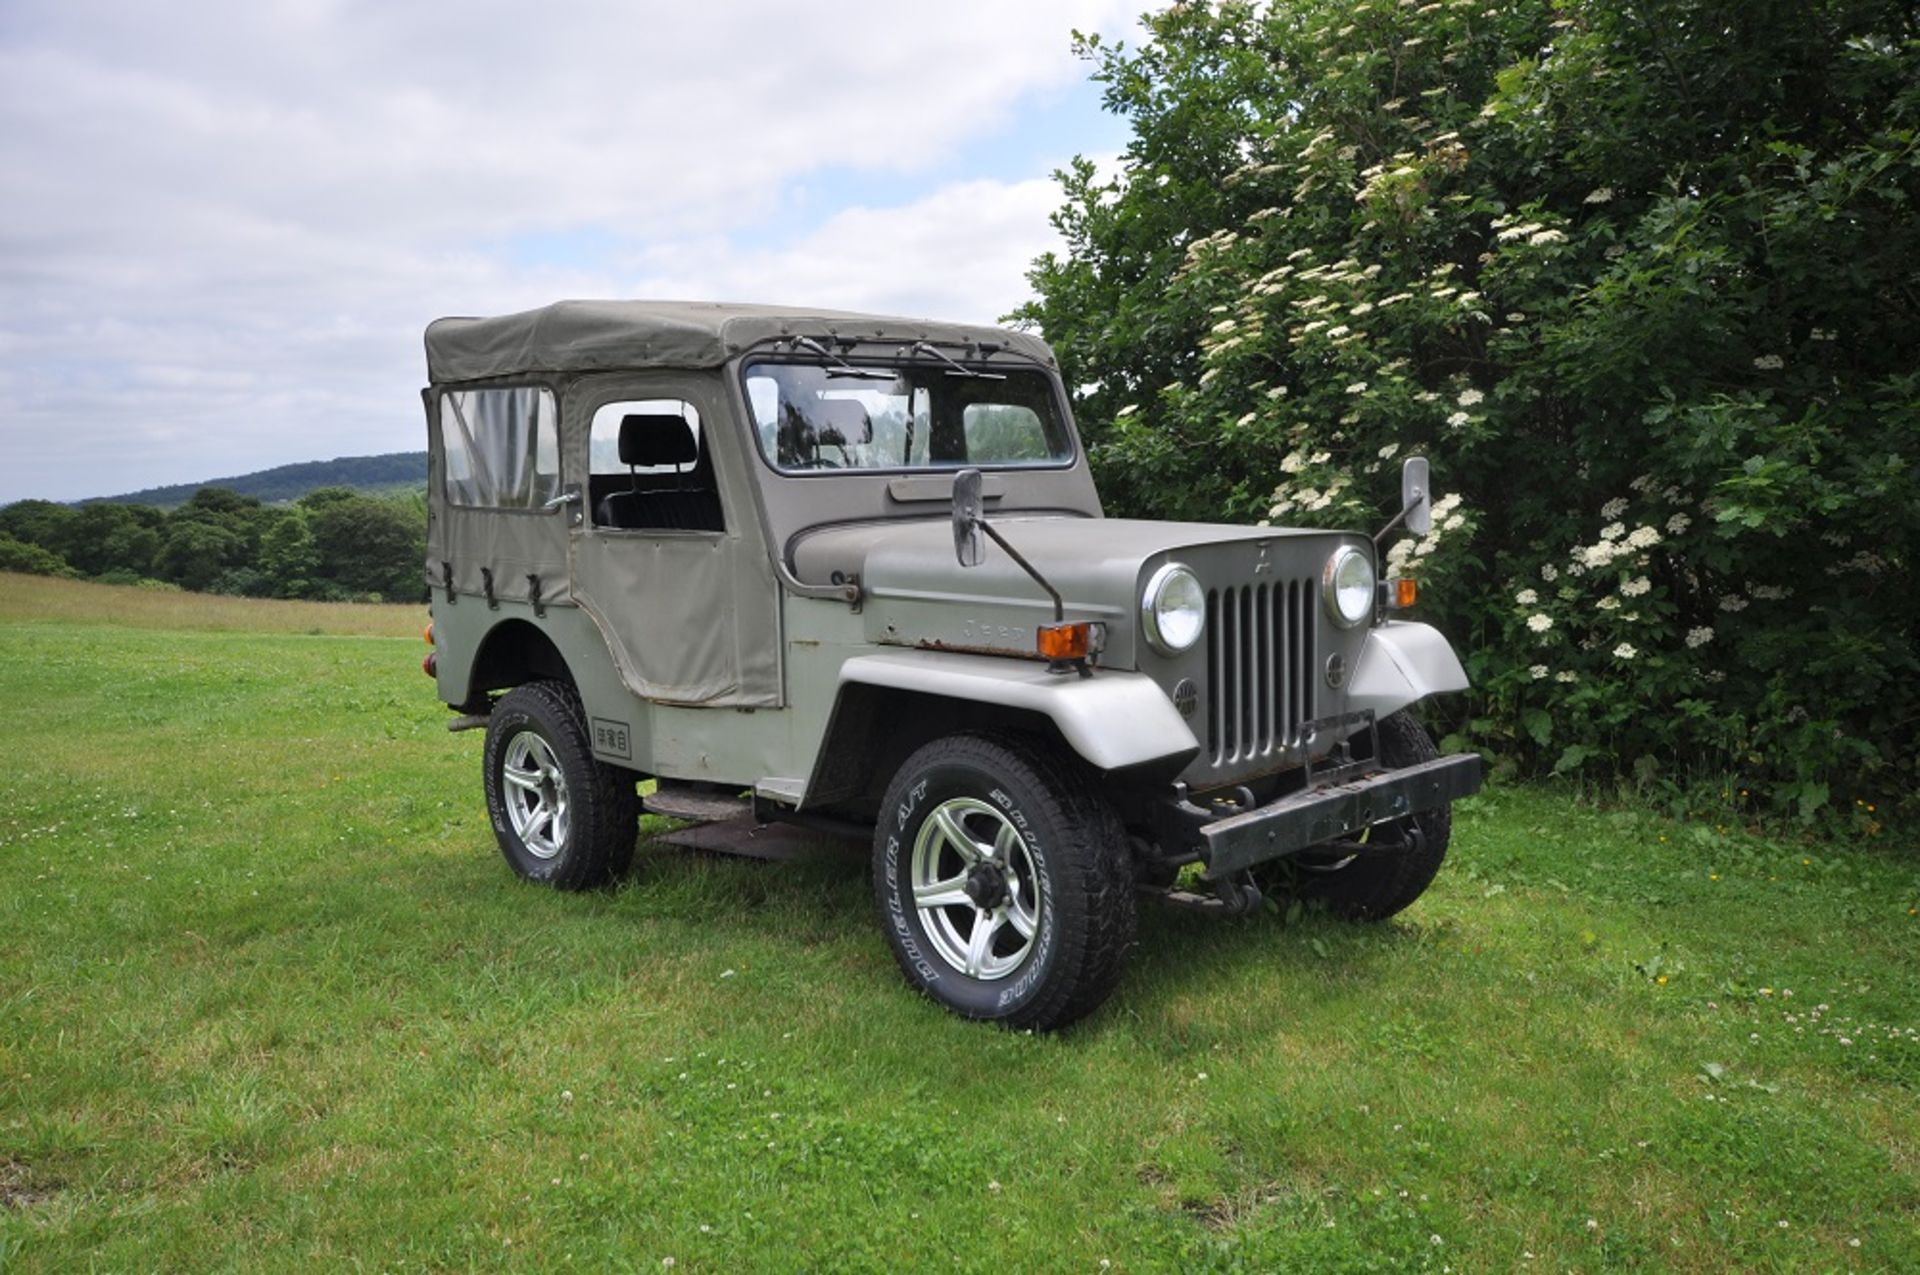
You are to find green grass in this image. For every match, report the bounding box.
[2,582,1916,1272]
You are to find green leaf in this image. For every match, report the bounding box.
[1522,709,1553,748]
[1553,744,1594,774]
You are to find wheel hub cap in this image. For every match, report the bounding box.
[963,862,1011,910]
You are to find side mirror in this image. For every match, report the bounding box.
[952,468,984,567]
[1401,456,1432,535]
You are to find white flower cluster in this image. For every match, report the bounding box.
[1749,584,1792,600]
[1685,626,1715,648]
[1601,497,1628,519]
[1613,642,1638,660]
[1666,512,1691,535]
[1383,492,1466,572]
[1620,576,1651,597]
[1530,664,1549,680]
[1752,354,1785,370]
[1515,588,1538,605]
[1527,613,1554,633]
[1457,388,1484,407]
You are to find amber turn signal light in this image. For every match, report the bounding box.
[1388,577,1418,609]
[423,623,435,645]
[1036,622,1092,661]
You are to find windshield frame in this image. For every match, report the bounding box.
[735,346,1081,479]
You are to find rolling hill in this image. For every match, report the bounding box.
[86,452,427,507]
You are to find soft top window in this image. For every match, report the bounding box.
[439,386,559,508]
[743,359,1073,474]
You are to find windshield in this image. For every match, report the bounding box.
[742,357,1075,474]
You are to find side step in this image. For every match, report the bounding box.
[644,781,752,823]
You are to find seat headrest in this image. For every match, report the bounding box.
[808,398,871,446]
[619,413,698,467]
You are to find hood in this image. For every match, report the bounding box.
[791,515,1349,669]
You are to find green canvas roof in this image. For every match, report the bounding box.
[423,300,1057,384]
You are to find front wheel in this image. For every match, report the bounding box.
[873,733,1135,1031]
[482,681,637,890]
[1268,711,1452,921]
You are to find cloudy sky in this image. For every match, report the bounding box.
[0,0,1142,503]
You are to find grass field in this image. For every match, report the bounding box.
[2,574,1916,1271]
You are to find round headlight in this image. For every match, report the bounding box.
[1323,545,1375,628]
[1142,562,1206,655]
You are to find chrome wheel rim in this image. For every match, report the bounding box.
[500,730,569,860]
[910,797,1043,981]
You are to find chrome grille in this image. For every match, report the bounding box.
[1204,579,1316,770]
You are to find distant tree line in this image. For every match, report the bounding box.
[0,487,427,603]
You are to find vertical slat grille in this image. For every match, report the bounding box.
[1203,578,1317,770]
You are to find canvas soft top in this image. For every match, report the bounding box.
[424,300,1058,384]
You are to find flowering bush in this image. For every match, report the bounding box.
[1020,0,1920,829]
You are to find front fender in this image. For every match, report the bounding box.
[837,650,1199,774]
[1346,620,1470,721]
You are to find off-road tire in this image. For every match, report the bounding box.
[873,733,1135,1031]
[482,681,637,890]
[1281,711,1451,921]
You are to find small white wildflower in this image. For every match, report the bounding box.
[1325,324,1351,338]
[1210,318,1238,335]
[1530,664,1549,680]
[1613,642,1637,660]
[1666,512,1691,535]
[1349,301,1375,316]
[1281,450,1307,475]
[1443,513,1464,531]
[1457,388,1484,406]
[1719,595,1749,612]
[1265,384,1289,399]
[1686,626,1713,648]
[1583,187,1615,204]
[1447,410,1470,427]
[1236,412,1256,427]
[1527,613,1553,633]
[1528,228,1567,246]
[1540,563,1559,582]
[1597,595,1621,611]
[1516,588,1539,605]
[1600,522,1626,542]
[1378,442,1400,460]
[1554,670,1578,683]
[1601,497,1628,519]
[1346,381,1369,394]
[1753,354,1784,370]
[1621,576,1651,597]
[1625,526,1662,550]
[1505,311,1527,322]
[1749,584,1790,600]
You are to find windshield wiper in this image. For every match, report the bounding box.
[907,341,1007,380]
[787,335,895,380]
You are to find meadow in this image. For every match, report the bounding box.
[1,572,1915,1271]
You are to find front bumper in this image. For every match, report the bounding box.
[1196,752,1483,879]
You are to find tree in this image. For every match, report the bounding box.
[302,490,426,601]
[1020,0,1920,824]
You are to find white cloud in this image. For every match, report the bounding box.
[0,0,1139,500]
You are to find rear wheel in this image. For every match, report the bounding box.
[1270,711,1451,920]
[483,681,637,890]
[873,733,1135,1030]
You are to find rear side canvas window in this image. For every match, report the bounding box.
[439,387,559,508]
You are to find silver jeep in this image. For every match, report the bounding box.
[420,301,1481,1030]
